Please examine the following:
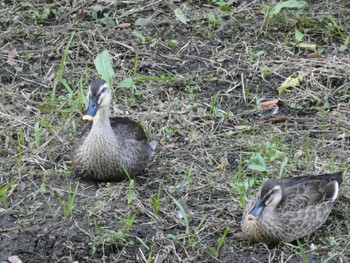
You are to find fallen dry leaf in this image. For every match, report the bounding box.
[288,18,298,27]
[8,49,17,59]
[162,143,180,149]
[297,42,317,51]
[340,194,350,202]
[90,5,104,13]
[306,52,323,59]
[234,125,251,130]
[260,99,284,109]
[294,149,303,159]
[217,157,229,171]
[260,117,288,123]
[7,49,17,66]
[278,71,307,93]
[154,253,166,263]
[290,42,317,51]
[8,255,23,263]
[117,22,132,29]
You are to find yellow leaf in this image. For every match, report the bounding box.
[278,72,307,93]
[297,42,317,51]
[289,42,317,51]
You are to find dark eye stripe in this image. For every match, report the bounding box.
[96,88,106,98]
[99,86,107,95]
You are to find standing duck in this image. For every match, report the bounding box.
[233,172,343,243]
[72,79,153,181]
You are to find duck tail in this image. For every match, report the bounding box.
[328,171,343,186]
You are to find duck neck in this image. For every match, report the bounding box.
[92,106,112,130]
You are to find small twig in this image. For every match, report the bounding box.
[241,72,246,103]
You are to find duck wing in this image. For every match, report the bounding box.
[278,172,342,211]
[110,117,147,141]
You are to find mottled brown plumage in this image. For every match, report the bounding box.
[72,79,152,181]
[233,172,343,243]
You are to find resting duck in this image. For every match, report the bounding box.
[72,79,153,181]
[233,172,343,243]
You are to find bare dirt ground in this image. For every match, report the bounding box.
[1,0,350,262]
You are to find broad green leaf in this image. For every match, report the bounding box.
[135,16,152,27]
[174,8,188,24]
[117,78,133,89]
[248,153,268,172]
[295,28,304,42]
[271,0,307,16]
[248,163,268,172]
[94,50,115,88]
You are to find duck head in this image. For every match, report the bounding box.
[248,179,282,220]
[83,79,112,121]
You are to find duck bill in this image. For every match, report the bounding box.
[82,97,98,121]
[247,199,265,220]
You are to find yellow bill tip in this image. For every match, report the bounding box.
[82,115,94,121]
[247,214,257,221]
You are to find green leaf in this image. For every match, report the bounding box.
[39,120,55,131]
[248,163,268,172]
[255,50,266,57]
[40,180,47,194]
[279,157,288,178]
[220,6,232,13]
[174,8,188,24]
[295,28,304,42]
[151,195,160,213]
[248,153,268,172]
[94,50,115,89]
[127,179,135,205]
[134,16,152,27]
[128,191,135,205]
[117,78,134,89]
[167,39,178,47]
[92,11,97,20]
[0,181,14,196]
[132,30,146,44]
[271,0,307,16]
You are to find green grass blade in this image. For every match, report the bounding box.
[51,31,75,100]
[171,196,189,234]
